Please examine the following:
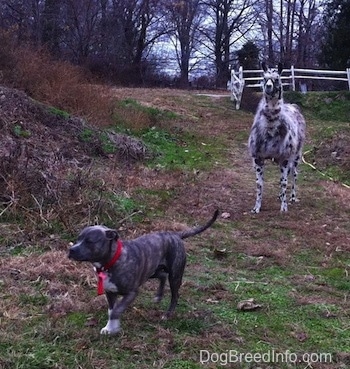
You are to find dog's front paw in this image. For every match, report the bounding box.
[100,319,120,335]
[100,327,119,335]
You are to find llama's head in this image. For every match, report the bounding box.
[261,62,283,99]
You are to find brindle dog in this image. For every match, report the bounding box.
[68,210,218,334]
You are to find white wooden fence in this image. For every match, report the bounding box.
[228,65,350,109]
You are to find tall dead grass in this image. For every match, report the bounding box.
[0,30,113,127]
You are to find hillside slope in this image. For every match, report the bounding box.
[0,85,150,241]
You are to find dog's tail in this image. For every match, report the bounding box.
[179,209,219,239]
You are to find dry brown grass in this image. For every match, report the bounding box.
[0,249,104,323]
[20,53,113,126]
[0,31,113,127]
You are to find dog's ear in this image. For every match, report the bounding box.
[105,229,119,240]
[262,62,268,72]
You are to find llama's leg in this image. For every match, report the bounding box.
[279,160,289,212]
[290,155,301,203]
[252,159,264,213]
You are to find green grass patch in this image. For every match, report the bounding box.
[95,190,145,227]
[298,93,350,186]
[47,106,70,119]
[164,360,201,369]
[13,124,31,138]
[113,124,223,171]
[163,317,207,335]
[113,98,178,130]
[285,91,350,121]
[66,311,91,328]
[7,244,48,257]
[111,97,226,170]
[19,293,49,307]
[79,128,94,142]
[322,267,350,290]
[141,127,219,170]
[78,128,117,154]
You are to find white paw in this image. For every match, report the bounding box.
[100,319,120,335]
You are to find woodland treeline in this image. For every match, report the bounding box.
[0,0,349,87]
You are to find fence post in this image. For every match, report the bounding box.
[347,68,350,91]
[291,65,296,91]
[236,66,245,109]
[229,66,245,109]
[239,65,243,81]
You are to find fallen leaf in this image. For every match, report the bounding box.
[213,248,228,258]
[237,298,263,311]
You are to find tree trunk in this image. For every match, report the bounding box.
[266,0,274,64]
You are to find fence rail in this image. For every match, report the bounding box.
[228,65,350,109]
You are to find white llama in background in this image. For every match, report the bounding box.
[248,62,306,213]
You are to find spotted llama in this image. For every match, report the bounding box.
[248,62,306,213]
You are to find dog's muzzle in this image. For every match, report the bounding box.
[68,244,85,261]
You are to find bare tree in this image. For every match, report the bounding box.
[161,0,205,87]
[41,0,61,56]
[284,0,297,64]
[201,0,257,87]
[295,0,319,67]
[256,0,322,67]
[99,0,167,83]
[59,0,101,63]
[0,0,324,85]
[266,0,274,63]
[1,0,44,44]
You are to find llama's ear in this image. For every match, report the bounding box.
[105,229,119,240]
[278,62,283,74]
[262,62,268,72]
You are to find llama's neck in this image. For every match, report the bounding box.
[261,95,283,123]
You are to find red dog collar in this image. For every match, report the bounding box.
[96,239,123,295]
